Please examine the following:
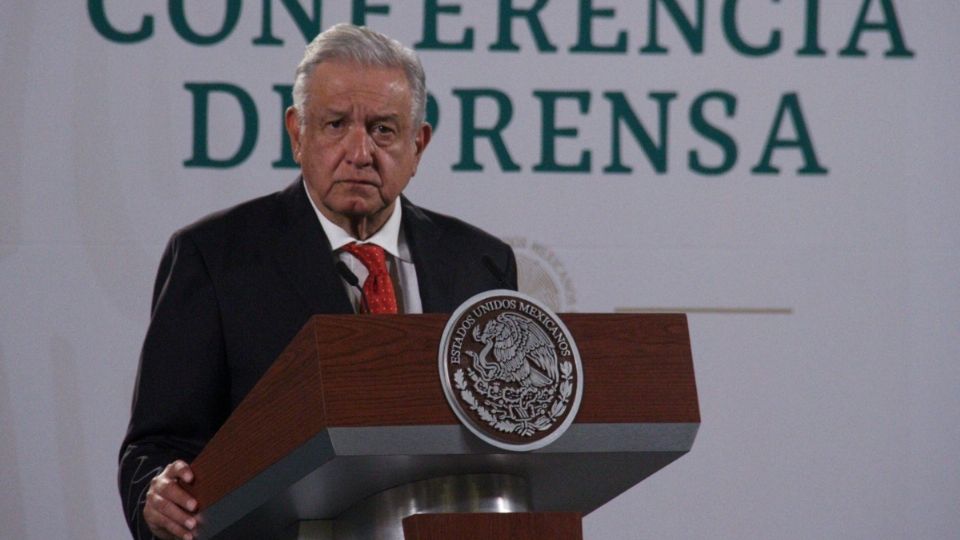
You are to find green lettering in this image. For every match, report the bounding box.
[415,0,475,50]
[570,0,626,53]
[640,0,705,54]
[689,91,737,176]
[272,85,297,169]
[351,0,389,26]
[253,0,321,46]
[796,0,825,56]
[184,83,259,169]
[452,89,521,172]
[426,93,440,131]
[722,0,781,57]
[604,91,676,174]
[752,93,827,175]
[839,0,914,58]
[87,0,153,43]
[533,91,592,173]
[490,0,557,52]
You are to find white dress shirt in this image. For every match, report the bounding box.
[304,182,423,314]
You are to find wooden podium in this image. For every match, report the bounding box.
[185,313,699,539]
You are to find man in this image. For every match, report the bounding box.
[118,24,516,540]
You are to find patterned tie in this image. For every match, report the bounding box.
[339,242,398,314]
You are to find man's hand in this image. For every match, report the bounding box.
[144,460,198,540]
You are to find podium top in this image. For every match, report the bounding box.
[187,313,699,539]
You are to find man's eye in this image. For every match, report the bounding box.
[326,120,344,130]
[373,124,394,135]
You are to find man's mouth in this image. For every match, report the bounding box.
[337,178,379,187]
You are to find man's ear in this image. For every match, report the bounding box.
[412,122,432,172]
[415,122,432,157]
[284,107,302,164]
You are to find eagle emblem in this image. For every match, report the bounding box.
[467,312,559,388]
[439,290,583,451]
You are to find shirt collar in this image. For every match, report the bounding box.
[303,180,405,260]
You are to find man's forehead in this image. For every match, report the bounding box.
[307,63,411,110]
[310,96,406,118]
[311,62,409,92]
[316,103,403,123]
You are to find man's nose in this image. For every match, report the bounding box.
[343,126,374,167]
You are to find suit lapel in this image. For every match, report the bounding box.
[402,197,452,313]
[273,179,354,315]
[272,186,452,314]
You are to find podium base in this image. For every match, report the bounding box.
[298,474,531,540]
[403,512,583,540]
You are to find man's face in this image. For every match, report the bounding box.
[286,61,431,233]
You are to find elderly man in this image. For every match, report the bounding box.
[118,24,516,540]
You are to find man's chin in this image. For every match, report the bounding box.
[329,197,394,220]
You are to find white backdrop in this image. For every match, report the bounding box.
[1,2,958,539]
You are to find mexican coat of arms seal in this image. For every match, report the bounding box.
[439,290,583,451]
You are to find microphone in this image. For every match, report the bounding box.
[481,254,511,289]
[335,261,369,313]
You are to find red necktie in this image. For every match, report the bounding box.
[340,242,398,314]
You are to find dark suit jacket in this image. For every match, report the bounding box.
[118,179,516,538]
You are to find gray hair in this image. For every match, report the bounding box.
[292,23,427,130]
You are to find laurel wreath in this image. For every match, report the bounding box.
[454,361,574,438]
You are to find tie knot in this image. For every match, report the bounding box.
[339,242,398,314]
[340,242,388,275]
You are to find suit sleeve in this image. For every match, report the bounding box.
[503,245,518,291]
[118,232,230,539]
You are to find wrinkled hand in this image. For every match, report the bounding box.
[144,460,198,540]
